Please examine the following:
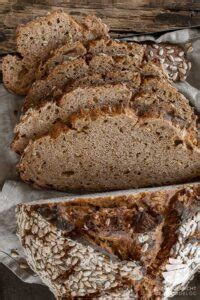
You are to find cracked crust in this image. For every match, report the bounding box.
[16,183,200,299]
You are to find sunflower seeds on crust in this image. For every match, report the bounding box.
[144,42,191,82]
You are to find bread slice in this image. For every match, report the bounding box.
[12,75,197,154]
[36,41,87,79]
[16,10,108,62]
[23,57,166,111]
[36,38,145,80]
[18,105,200,191]
[23,58,89,110]
[16,183,200,299]
[87,38,144,64]
[2,11,109,95]
[2,55,38,95]
[12,84,132,153]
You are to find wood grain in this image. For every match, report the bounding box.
[0,0,200,55]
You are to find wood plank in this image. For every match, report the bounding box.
[0,0,200,55]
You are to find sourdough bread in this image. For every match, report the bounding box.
[2,55,37,95]
[12,84,132,153]
[23,57,167,111]
[2,11,109,95]
[18,105,200,191]
[36,38,145,80]
[16,10,108,63]
[12,76,197,154]
[16,183,200,299]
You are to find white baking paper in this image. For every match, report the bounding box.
[0,28,200,293]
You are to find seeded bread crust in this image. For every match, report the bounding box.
[2,11,109,95]
[18,105,200,191]
[16,184,200,299]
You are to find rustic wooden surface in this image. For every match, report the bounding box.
[0,0,200,55]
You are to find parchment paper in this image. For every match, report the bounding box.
[0,28,200,292]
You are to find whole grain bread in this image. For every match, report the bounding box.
[18,105,200,191]
[16,10,108,63]
[2,11,109,95]
[12,76,197,154]
[12,84,132,153]
[16,183,200,299]
[23,57,167,112]
[36,38,145,80]
[2,55,37,95]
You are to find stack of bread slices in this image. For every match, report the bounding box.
[2,9,200,192]
[2,10,200,300]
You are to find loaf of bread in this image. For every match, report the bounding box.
[18,105,200,191]
[16,183,200,299]
[2,10,109,95]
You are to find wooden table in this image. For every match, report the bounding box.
[0,1,200,299]
[0,0,200,56]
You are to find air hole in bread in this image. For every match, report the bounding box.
[123,169,130,175]
[174,139,183,146]
[62,170,75,177]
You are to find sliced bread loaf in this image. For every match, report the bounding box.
[12,76,197,154]
[16,183,200,298]
[2,11,109,95]
[23,58,89,111]
[23,57,167,111]
[36,38,145,80]
[12,84,132,153]
[18,105,200,191]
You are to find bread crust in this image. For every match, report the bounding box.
[16,184,200,299]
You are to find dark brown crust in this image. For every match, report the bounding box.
[18,184,200,299]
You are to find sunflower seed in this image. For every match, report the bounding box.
[187,46,193,53]
[19,262,29,269]
[172,72,178,81]
[153,44,159,49]
[11,249,19,258]
[141,243,149,252]
[159,48,164,56]
[187,61,192,70]
[170,65,177,71]
[169,55,174,62]
[105,218,110,226]
[149,50,154,57]
[178,51,184,57]
[167,49,174,54]
[179,68,187,75]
